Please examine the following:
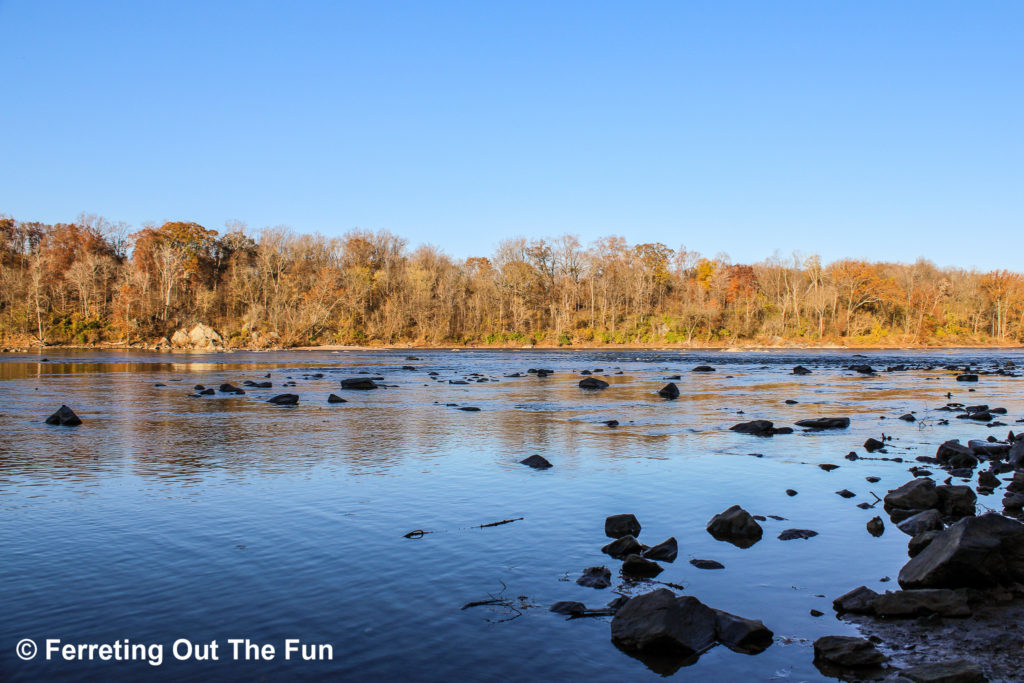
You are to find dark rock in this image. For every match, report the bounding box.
[833,586,879,614]
[690,559,724,570]
[605,513,641,539]
[578,377,609,389]
[867,517,884,536]
[199,388,215,395]
[899,660,987,683]
[520,454,552,469]
[871,589,971,618]
[267,393,299,405]
[956,374,979,382]
[936,484,976,519]
[792,365,812,375]
[785,489,798,496]
[327,393,347,403]
[658,383,680,399]
[550,601,586,615]
[45,405,81,426]
[898,512,1024,589]
[602,535,645,559]
[885,478,938,512]
[340,377,379,390]
[848,364,877,374]
[864,437,885,452]
[707,505,763,548]
[908,530,941,557]
[577,566,612,589]
[898,509,944,536]
[778,528,818,540]
[813,635,888,667]
[899,413,917,422]
[218,383,244,394]
[730,419,790,436]
[712,609,773,654]
[603,419,619,427]
[622,554,663,578]
[458,406,480,412]
[837,489,856,499]
[978,470,1000,489]
[610,589,716,657]
[795,417,851,430]
[692,365,715,372]
[193,384,205,390]
[866,476,881,483]
[642,537,678,562]
[819,463,840,471]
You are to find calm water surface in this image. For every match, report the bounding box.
[1,348,1022,681]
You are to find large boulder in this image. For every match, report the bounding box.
[610,589,716,657]
[711,609,773,654]
[936,485,976,519]
[642,537,678,562]
[707,505,763,548]
[170,323,224,349]
[897,509,944,536]
[602,535,645,559]
[898,513,1024,589]
[832,585,879,614]
[936,440,978,468]
[871,589,971,618]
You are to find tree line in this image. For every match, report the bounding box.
[1,213,1022,347]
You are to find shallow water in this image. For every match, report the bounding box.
[1,348,1021,681]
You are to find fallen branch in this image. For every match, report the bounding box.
[474,517,524,529]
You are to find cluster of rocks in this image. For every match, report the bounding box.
[168,323,224,350]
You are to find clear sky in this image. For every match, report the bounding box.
[1,1,1021,269]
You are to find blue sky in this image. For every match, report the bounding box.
[1,1,1021,269]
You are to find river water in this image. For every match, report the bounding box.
[1,348,1021,681]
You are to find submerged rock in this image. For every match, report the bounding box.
[340,377,379,390]
[658,383,680,399]
[795,417,851,430]
[550,601,587,615]
[267,393,299,405]
[871,589,971,618]
[606,513,642,539]
[792,365,812,375]
[730,420,792,436]
[578,377,609,389]
[707,505,763,548]
[899,660,987,683]
[520,454,553,469]
[577,566,612,589]
[778,529,818,541]
[327,393,347,403]
[690,558,724,570]
[642,537,678,562]
[692,365,715,372]
[45,405,81,426]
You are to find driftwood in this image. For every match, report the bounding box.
[404,517,524,538]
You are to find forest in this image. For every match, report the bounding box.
[1,213,1022,348]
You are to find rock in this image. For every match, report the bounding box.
[792,365,812,375]
[936,485,976,519]
[605,513,642,539]
[885,478,939,512]
[550,601,586,615]
[603,420,619,427]
[327,393,347,403]
[848,364,877,374]
[707,505,763,548]
[170,329,190,347]
[689,559,724,570]
[642,537,678,562]
[622,554,663,578]
[837,489,856,498]
[866,476,881,483]
[577,566,612,589]
[340,378,379,390]
[813,635,888,668]
[712,609,773,654]
[899,413,917,422]
[45,405,81,426]
[785,489,798,496]
[692,365,715,372]
[937,440,978,469]
[267,393,298,405]
[833,585,879,614]
[956,374,979,382]
[578,377,609,389]
[865,437,885,452]
[199,388,215,395]
[1002,491,1024,509]
[867,517,885,536]
[795,417,851,429]
[898,512,1024,589]
[657,383,680,399]
[810,609,823,617]
[898,509,944,536]
[898,660,988,683]
[871,589,970,618]
[778,528,818,540]
[610,589,716,656]
[908,530,941,557]
[819,463,840,471]
[978,470,1000,489]
[520,454,552,469]
[171,323,224,349]
[458,406,480,411]
[602,535,645,559]
[218,383,244,394]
